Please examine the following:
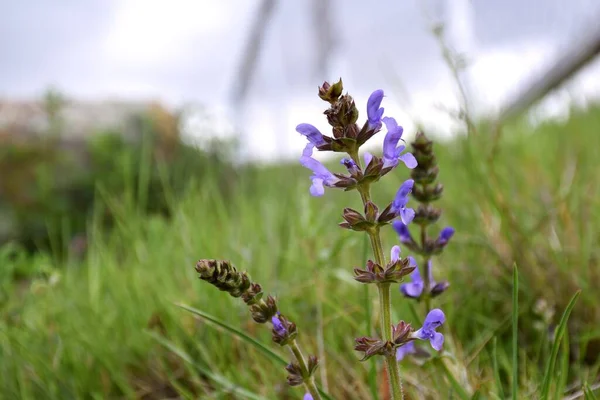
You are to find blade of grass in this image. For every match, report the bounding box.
[436,358,471,400]
[540,290,581,400]
[584,382,599,400]
[512,263,519,400]
[148,331,268,400]
[176,303,335,400]
[175,303,286,367]
[492,337,505,399]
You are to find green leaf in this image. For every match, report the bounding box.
[540,290,581,400]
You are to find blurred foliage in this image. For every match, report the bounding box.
[0,109,237,257]
[1,103,600,399]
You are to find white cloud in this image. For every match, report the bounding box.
[101,0,234,67]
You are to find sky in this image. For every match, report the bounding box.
[1,0,600,161]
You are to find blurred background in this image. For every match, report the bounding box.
[1,0,600,399]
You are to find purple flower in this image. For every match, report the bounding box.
[271,314,287,336]
[390,245,401,262]
[400,264,425,298]
[413,309,445,351]
[300,144,340,196]
[392,220,414,245]
[363,152,374,167]
[296,123,326,147]
[367,90,384,129]
[436,227,455,246]
[381,117,417,169]
[396,341,417,361]
[400,260,449,298]
[391,179,415,224]
[340,158,359,175]
[303,394,313,400]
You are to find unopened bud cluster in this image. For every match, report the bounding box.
[195,259,320,395]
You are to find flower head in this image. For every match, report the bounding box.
[341,158,359,175]
[300,144,341,196]
[303,393,314,400]
[400,263,424,298]
[271,313,287,336]
[413,309,445,351]
[392,220,414,245]
[391,179,415,224]
[436,227,455,246]
[390,245,401,263]
[396,341,416,361]
[296,123,327,147]
[381,117,417,170]
[400,260,448,298]
[367,90,384,129]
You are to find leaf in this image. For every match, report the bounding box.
[540,290,581,400]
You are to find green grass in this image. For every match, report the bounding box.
[2,104,600,399]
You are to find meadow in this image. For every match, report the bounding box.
[1,104,600,399]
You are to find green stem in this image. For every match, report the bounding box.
[378,282,404,399]
[289,340,321,400]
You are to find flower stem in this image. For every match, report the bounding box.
[289,340,321,400]
[351,149,404,399]
[378,282,404,399]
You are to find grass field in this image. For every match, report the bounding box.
[1,104,600,399]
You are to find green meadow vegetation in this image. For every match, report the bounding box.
[1,104,600,399]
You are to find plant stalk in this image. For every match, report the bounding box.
[289,340,321,400]
[351,148,404,400]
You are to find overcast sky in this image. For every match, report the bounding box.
[1,0,600,160]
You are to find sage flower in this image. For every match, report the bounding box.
[382,117,417,169]
[412,308,445,351]
[300,144,340,196]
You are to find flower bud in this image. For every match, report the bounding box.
[318,79,343,103]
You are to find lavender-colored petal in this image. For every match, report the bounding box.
[309,178,325,197]
[272,315,287,335]
[431,281,450,297]
[423,309,446,331]
[390,245,401,262]
[410,266,423,284]
[296,123,326,146]
[400,208,415,225]
[397,179,414,198]
[396,341,416,361]
[382,117,403,159]
[437,227,455,245]
[300,155,328,177]
[398,152,417,169]
[400,267,423,298]
[341,158,359,175]
[303,394,314,400]
[302,143,315,157]
[408,256,417,268]
[363,152,373,167]
[426,260,435,287]
[367,90,385,127]
[392,179,414,213]
[430,332,444,351]
[400,281,424,298]
[392,220,413,243]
